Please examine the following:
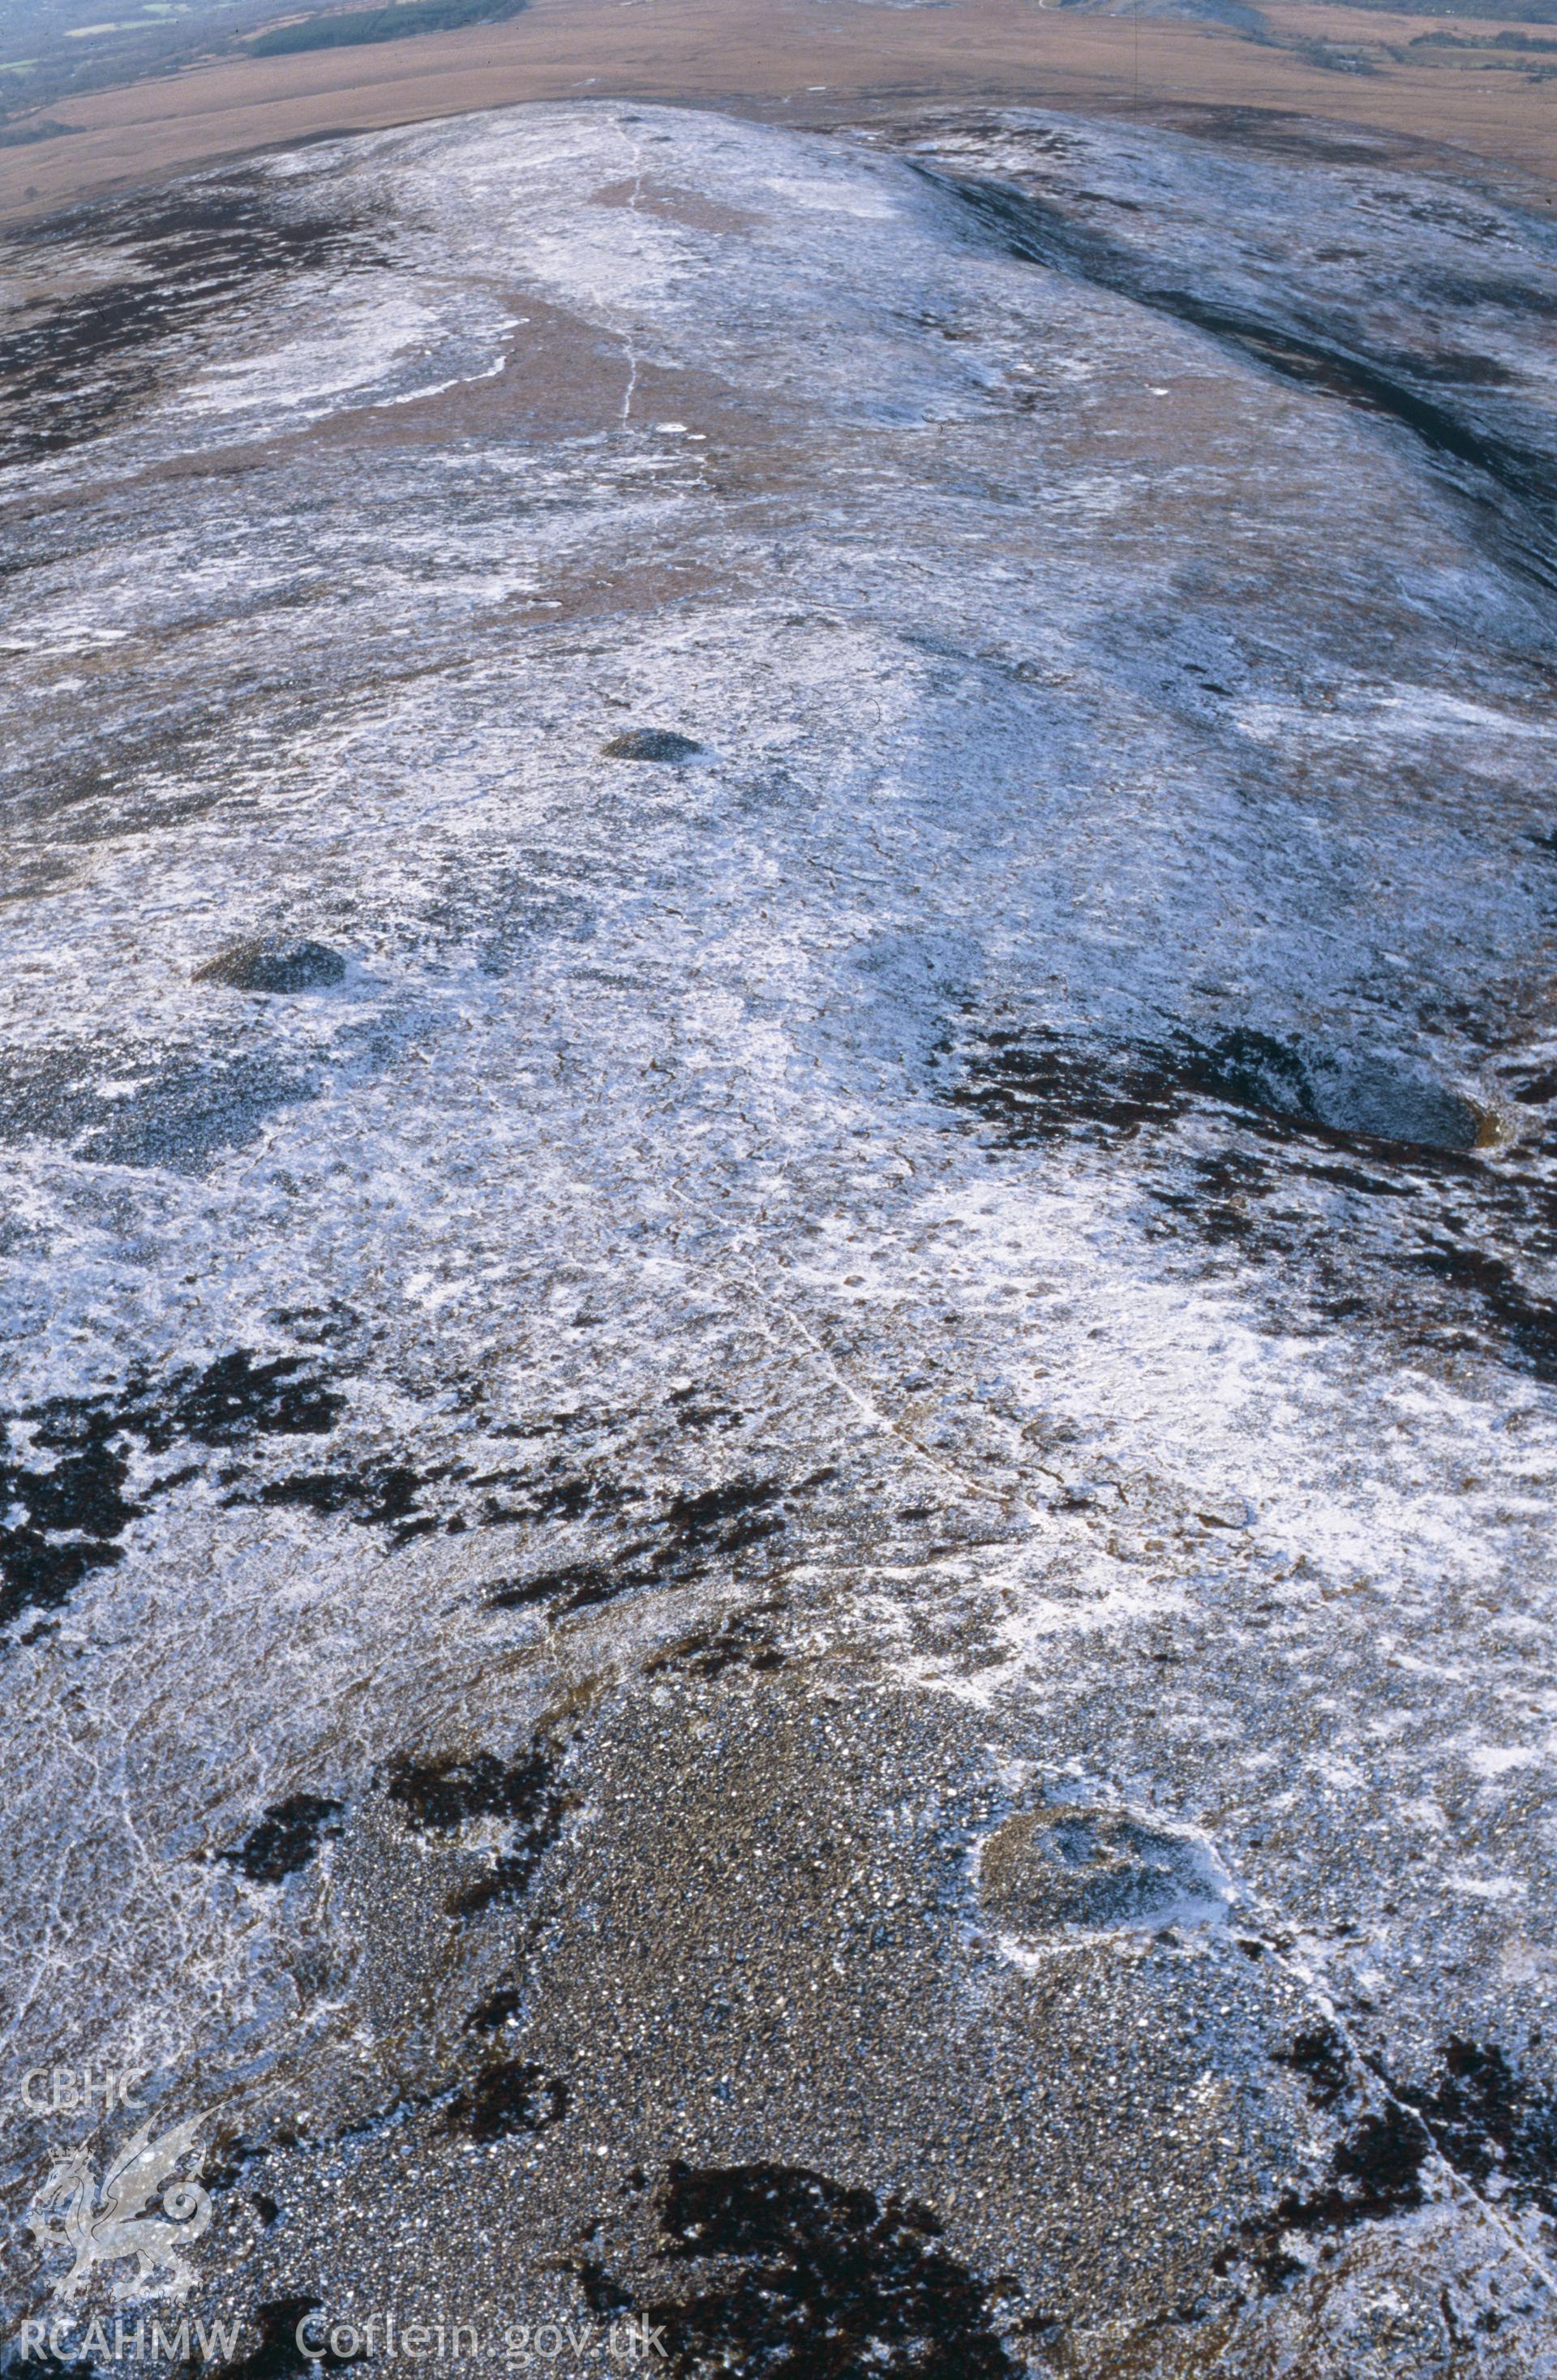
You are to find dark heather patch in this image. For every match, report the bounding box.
[220,1794,345,1885]
[453,1454,640,1533]
[245,1445,804,1572]
[0,1352,341,1632]
[465,1985,524,2033]
[952,1029,1186,1141]
[383,1747,564,1915]
[644,1606,787,1680]
[445,2061,568,2142]
[485,1475,803,1622]
[247,1461,441,1544]
[0,1400,135,1629]
[384,1747,549,1833]
[948,1024,1480,1156]
[201,2132,271,2194]
[504,1467,633,1524]
[1274,2024,1350,2109]
[1232,2032,1556,2286]
[195,938,347,994]
[1394,2036,1557,2219]
[576,2261,634,2318]
[671,1395,745,1431]
[948,1022,1557,1383]
[624,2163,1017,2380]
[271,1301,362,1346]
[220,2297,362,2378]
[1242,2101,1430,2275]
[486,1562,616,1611]
[659,1477,788,1557]
[0,184,382,470]
[139,1352,344,1449]
[242,1451,659,1558]
[1402,1238,1557,1380]
[600,730,703,763]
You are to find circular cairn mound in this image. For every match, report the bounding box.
[601,729,703,763]
[979,1805,1232,1939]
[195,937,347,994]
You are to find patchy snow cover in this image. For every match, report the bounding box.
[1,96,1555,2376]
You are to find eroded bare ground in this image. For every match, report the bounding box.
[2,96,1557,2378]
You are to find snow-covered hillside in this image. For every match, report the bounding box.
[2,99,1556,2377]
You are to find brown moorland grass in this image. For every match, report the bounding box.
[0,0,1554,228]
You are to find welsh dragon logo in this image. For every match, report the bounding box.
[28,2115,212,2301]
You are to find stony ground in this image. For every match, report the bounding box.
[1,96,1556,2378]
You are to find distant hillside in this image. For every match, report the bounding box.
[1302,0,1557,19]
[250,0,524,55]
[1059,0,1270,32]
